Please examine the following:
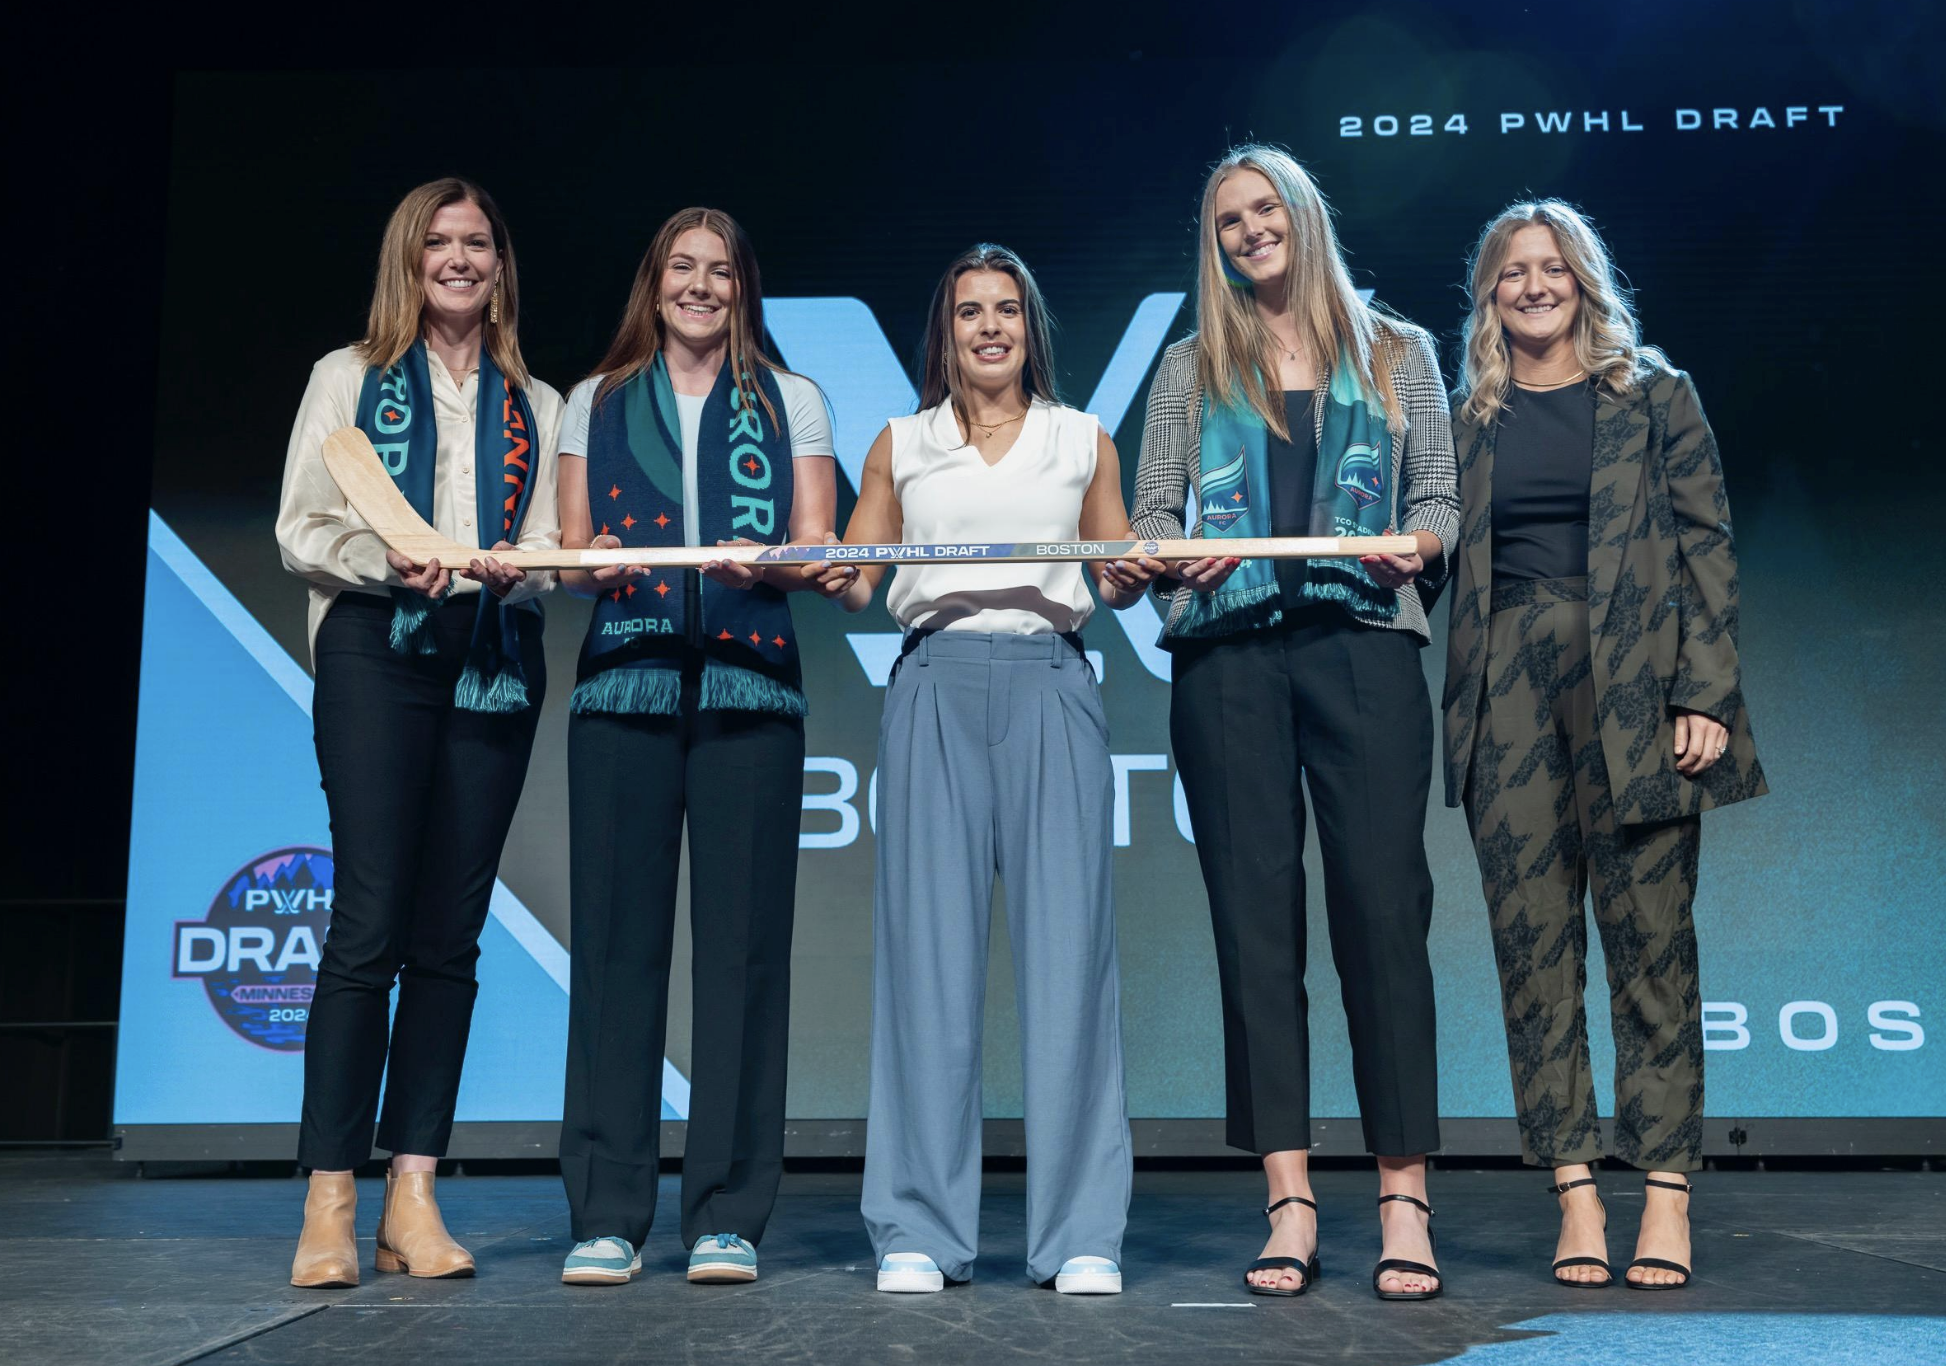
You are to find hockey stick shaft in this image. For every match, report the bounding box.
[320,427,1418,569]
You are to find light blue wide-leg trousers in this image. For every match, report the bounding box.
[861,630,1132,1284]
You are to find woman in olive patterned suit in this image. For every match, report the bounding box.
[1445,201,1765,1292]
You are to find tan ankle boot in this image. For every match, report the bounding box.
[290,1173,359,1288]
[374,1169,475,1278]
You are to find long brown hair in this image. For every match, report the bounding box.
[356,177,530,388]
[1456,200,1665,426]
[918,243,1061,414]
[590,207,783,427]
[1194,145,1402,438]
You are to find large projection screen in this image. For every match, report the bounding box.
[116,34,1943,1159]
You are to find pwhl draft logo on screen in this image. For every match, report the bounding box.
[173,847,330,1051]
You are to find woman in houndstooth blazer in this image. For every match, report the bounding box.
[1132,145,1458,1302]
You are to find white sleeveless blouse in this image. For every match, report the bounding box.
[885,397,1100,635]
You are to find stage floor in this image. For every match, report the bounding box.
[2,1153,1940,1365]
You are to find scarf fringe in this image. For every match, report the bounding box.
[454,665,531,715]
[701,660,808,717]
[388,594,439,655]
[570,666,683,717]
[1168,565,1400,641]
[1305,563,1399,619]
[1172,579,1284,639]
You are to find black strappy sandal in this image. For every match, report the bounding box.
[1243,1194,1322,1297]
[1546,1175,1613,1288]
[1371,1194,1442,1301]
[1626,1177,1693,1290]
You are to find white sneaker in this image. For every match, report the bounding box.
[1054,1256,1123,1294]
[561,1236,640,1285]
[877,1252,946,1293]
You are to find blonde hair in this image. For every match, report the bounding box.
[590,207,784,429]
[357,177,529,389]
[1456,200,1664,426]
[1194,144,1403,439]
[918,243,1061,413]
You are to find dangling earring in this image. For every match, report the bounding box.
[489,281,501,326]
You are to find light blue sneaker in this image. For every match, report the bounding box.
[1054,1256,1122,1294]
[688,1233,758,1283]
[877,1252,945,1293]
[561,1236,640,1286]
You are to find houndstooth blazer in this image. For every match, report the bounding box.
[1131,325,1461,643]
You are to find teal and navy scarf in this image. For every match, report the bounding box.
[354,340,540,712]
[1173,348,1400,638]
[571,356,804,717]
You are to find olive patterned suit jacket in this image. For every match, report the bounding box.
[1441,362,1767,825]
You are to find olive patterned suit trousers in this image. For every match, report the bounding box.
[1463,577,1704,1173]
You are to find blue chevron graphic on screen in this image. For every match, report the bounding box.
[114,513,691,1128]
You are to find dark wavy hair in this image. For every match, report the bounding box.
[918,243,1061,412]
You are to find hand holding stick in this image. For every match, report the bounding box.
[797,533,861,600]
[459,541,527,598]
[1097,554,1168,608]
[386,549,450,599]
[1170,556,1243,592]
[702,538,763,590]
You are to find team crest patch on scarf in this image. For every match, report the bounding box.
[1199,445,1251,531]
[1337,442,1384,509]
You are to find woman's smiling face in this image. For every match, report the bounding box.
[953,268,1027,392]
[660,226,734,349]
[419,200,498,326]
[1214,168,1292,292]
[1495,223,1581,351]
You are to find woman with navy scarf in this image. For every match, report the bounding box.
[553,208,842,1288]
[276,178,564,1287]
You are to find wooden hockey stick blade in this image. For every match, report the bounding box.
[321,427,480,567]
[321,427,1417,569]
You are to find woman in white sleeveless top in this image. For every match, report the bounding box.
[830,245,1161,1297]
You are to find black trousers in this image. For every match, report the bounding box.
[1170,610,1441,1157]
[560,682,804,1250]
[299,592,546,1171]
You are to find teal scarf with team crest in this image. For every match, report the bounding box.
[1172,347,1399,639]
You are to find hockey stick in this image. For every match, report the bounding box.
[320,427,1418,569]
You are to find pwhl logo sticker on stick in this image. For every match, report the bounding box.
[173,847,333,1051]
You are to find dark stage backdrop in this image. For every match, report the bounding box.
[115,17,1945,1151]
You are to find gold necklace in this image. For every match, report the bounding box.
[430,346,477,385]
[1514,367,1585,391]
[965,406,1029,438]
